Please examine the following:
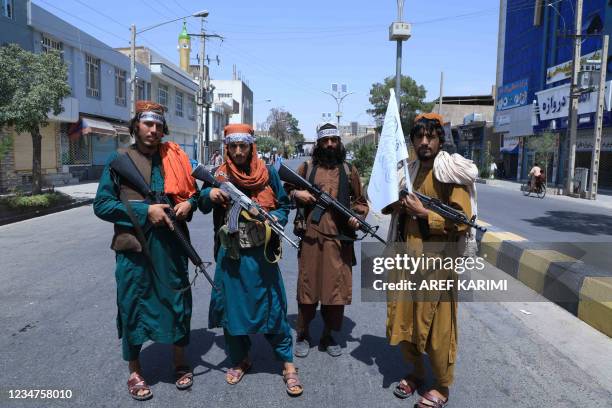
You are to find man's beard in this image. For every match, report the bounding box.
[416,146,437,162]
[313,144,345,166]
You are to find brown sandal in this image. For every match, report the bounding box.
[283,369,303,397]
[417,391,448,408]
[393,376,420,399]
[226,360,251,385]
[127,372,152,401]
[174,365,193,390]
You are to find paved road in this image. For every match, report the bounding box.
[1,159,612,407]
[477,182,612,271]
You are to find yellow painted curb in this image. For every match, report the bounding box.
[517,250,576,294]
[480,231,527,266]
[578,277,612,338]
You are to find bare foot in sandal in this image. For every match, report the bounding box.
[127,372,152,401]
[282,362,303,397]
[226,359,251,385]
[417,389,448,408]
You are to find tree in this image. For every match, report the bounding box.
[367,75,434,135]
[352,142,377,184]
[255,135,282,154]
[527,132,556,180]
[266,108,303,157]
[0,44,71,194]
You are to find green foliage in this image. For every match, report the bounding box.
[0,44,71,193]
[352,143,377,182]
[367,75,434,135]
[0,133,12,157]
[265,108,303,156]
[0,44,71,134]
[1,192,68,209]
[256,136,282,153]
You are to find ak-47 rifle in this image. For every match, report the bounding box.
[399,188,487,233]
[278,163,386,244]
[109,153,216,290]
[191,164,300,249]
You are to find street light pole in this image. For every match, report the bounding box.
[129,11,208,119]
[196,16,206,164]
[322,86,353,131]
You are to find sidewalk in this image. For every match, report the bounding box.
[54,182,99,201]
[477,178,612,210]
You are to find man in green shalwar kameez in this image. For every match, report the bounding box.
[93,101,199,401]
[199,123,303,397]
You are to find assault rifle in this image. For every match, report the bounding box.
[109,153,216,289]
[191,164,300,249]
[278,163,386,244]
[399,188,487,233]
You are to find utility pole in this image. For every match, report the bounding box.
[189,14,222,165]
[130,24,136,118]
[566,0,583,195]
[589,34,609,200]
[438,71,444,114]
[390,0,411,107]
[196,17,206,164]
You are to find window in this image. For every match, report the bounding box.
[158,84,169,110]
[188,95,196,121]
[85,54,100,98]
[114,68,126,106]
[218,92,232,99]
[1,0,13,19]
[41,35,63,60]
[175,90,184,117]
[137,80,151,100]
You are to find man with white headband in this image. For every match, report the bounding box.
[94,100,199,400]
[285,122,368,358]
[199,124,303,396]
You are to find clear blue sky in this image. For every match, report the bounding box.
[33,0,501,140]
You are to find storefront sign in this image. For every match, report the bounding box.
[497,78,529,111]
[546,49,601,84]
[536,81,612,121]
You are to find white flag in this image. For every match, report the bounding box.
[367,89,409,212]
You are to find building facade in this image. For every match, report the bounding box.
[495,0,612,189]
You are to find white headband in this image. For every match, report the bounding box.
[138,111,165,124]
[317,128,340,139]
[224,132,255,144]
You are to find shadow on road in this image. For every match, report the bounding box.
[138,328,223,385]
[523,211,612,236]
[286,313,359,348]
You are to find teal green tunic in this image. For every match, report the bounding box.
[199,166,292,336]
[93,151,198,347]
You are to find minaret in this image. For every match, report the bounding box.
[178,21,191,72]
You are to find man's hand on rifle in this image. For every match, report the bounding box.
[148,204,174,230]
[401,193,428,219]
[293,190,316,205]
[347,216,360,230]
[209,188,230,206]
[173,201,193,221]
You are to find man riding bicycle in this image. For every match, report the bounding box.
[528,163,544,192]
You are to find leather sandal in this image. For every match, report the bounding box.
[127,372,153,401]
[283,368,303,397]
[174,365,193,390]
[417,390,449,408]
[393,376,420,399]
[225,360,251,385]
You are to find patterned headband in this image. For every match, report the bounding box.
[317,128,340,139]
[138,111,165,124]
[224,133,255,144]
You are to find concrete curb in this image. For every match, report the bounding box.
[479,230,612,338]
[0,198,93,226]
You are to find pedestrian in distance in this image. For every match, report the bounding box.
[198,124,304,397]
[382,113,475,408]
[211,149,223,166]
[93,101,199,401]
[285,122,369,358]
